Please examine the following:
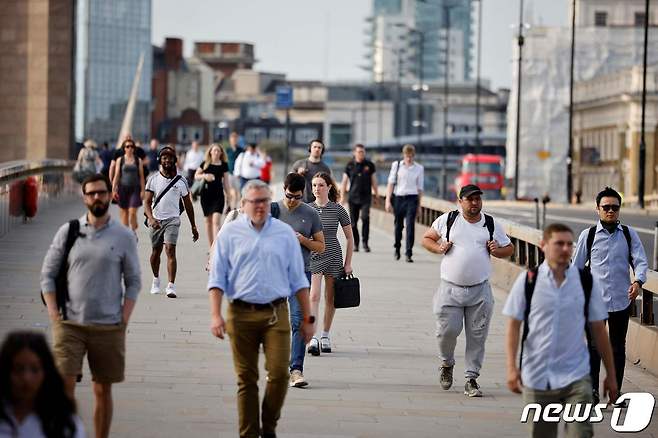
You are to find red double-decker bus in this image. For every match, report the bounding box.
[455,154,504,200]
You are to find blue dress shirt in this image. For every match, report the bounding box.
[573,222,648,312]
[503,263,608,391]
[207,214,309,304]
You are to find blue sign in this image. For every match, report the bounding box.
[276,85,293,109]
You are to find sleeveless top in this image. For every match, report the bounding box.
[120,158,140,187]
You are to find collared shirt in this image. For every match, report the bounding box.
[387,160,424,196]
[207,214,309,304]
[234,150,265,179]
[573,221,648,312]
[40,215,141,325]
[503,262,608,391]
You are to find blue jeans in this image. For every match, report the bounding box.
[289,272,311,372]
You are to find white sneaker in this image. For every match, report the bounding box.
[165,283,177,298]
[150,278,161,295]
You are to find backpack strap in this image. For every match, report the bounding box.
[483,213,495,241]
[445,210,460,242]
[578,268,593,326]
[152,175,182,210]
[270,202,280,219]
[60,219,80,320]
[585,225,597,268]
[620,225,634,270]
[519,267,539,370]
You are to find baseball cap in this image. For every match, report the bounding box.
[459,184,483,199]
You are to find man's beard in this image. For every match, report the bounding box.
[88,201,110,217]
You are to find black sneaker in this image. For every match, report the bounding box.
[363,243,371,252]
[394,250,400,260]
[592,388,600,406]
[406,255,413,263]
[464,379,483,397]
[439,366,453,390]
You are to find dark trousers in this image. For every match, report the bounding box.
[587,302,631,392]
[348,201,371,246]
[393,195,418,257]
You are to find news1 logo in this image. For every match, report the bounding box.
[521,393,655,433]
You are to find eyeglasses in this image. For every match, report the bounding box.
[244,197,270,205]
[84,190,109,197]
[285,192,303,200]
[600,204,620,212]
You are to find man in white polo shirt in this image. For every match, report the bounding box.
[422,184,514,397]
[504,223,617,438]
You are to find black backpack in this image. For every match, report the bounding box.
[445,210,494,242]
[519,267,593,369]
[585,224,634,271]
[40,219,81,320]
[270,202,280,219]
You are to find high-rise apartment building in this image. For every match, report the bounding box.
[75,0,152,144]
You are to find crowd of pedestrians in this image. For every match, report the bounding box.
[20,133,650,438]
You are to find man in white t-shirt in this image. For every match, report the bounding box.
[183,141,205,186]
[421,184,514,397]
[144,146,199,298]
[234,143,265,188]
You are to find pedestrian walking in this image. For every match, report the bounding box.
[234,143,265,189]
[290,139,331,203]
[98,142,113,178]
[340,143,378,253]
[145,139,160,174]
[307,173,353,356]
[274,172,325,387]
[421,184,513,396]
[183,141,205,187]
[504,223,618,438]
[73,139,102,183]
[194,144,231,246]
[207,179,314,438]
[572,187,648,405]
[225,131,244,208]
[40,173,141,438]
[259,147,273,184]
[111,138,145,236]
[385,144,424,262]
[144,146,199,298]
[0,331,86,438]
[108,133,146,185]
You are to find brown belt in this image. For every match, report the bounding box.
[231,297,286,310]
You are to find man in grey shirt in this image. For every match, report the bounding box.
[41,173,141,438]
[290,139,331,203]
[275,172,324,388]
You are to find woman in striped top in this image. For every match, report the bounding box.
[307,173,354,355]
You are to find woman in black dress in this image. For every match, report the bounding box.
[194,144,231,246]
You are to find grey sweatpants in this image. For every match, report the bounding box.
[433,279,494,380]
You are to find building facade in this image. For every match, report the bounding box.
[75,0,152,145]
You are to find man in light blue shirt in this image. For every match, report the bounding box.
[573,187,648,404]
[207,179,314,438]
[504,223,617,438]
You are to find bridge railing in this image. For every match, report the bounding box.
[375,187,657,327]
[0,160,77,239]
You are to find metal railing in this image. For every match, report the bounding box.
[375,187,657,327]
[0,159,77,238]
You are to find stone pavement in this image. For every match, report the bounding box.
[0,197,657,438]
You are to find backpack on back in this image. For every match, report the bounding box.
[585,224,634,271]
[445,210,495,242]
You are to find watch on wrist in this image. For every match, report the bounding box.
[634,280,643,287]
[304,315,316,324]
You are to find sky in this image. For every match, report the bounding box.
[152,0,569,90]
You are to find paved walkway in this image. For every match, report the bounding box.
[0,197,656,437]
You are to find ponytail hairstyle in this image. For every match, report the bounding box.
[312,172,340,203]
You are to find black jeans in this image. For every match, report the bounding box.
[349,201,371,246]
[586,302,631,392]
[393,195,418,257]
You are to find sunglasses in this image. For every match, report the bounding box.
[124,144,135,149]
[600,204,620,212]
[285,192,303,200]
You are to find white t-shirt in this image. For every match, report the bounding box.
[183,148,205,171]
[432,211,511,286]
[145,172,189,220]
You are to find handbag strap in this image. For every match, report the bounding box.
[152,174,182,210]
[392,160,402,192]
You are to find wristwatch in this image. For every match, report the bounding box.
[304,315,316,324]
[633,280,644,287]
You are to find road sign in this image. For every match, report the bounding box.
[276,85,293,109]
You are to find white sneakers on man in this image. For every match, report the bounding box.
[150,278,161,295]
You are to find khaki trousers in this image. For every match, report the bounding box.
[226,301,291,438]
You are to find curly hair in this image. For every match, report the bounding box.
[0,331,77,438]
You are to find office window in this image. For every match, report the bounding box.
[635,12,646,27]
[594,11,607,27]
[329,124,352,148]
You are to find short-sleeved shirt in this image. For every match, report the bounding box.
[290,159,332,203]
[344,159,376,204]
[310,201,351,278]
[431,212,511,286]
[199,161,229,195]
[145,172,189,220]
[275,201,323,272]
[502,262,608,390]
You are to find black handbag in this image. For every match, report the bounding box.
[333,273,360,308]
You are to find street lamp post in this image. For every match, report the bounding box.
[514,0,525,200]
[442,7,452,199]
[567,0,576,204]
[639,0,650,208]
[475,0,483,177]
